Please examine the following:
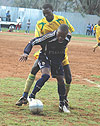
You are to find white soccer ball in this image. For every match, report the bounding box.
[28,98,43,114]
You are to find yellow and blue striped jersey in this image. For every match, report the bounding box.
[35,14,75,37]
[34,14,75,64]
[93,24,100,36]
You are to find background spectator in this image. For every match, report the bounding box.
[8,25,14,32]
[0,16,2,32]
[25,19,31,34]
[6,10,11,21]
[16,17,21,31]
[90,24,94,36]
[94,24,96,37]
[86,23,91,35]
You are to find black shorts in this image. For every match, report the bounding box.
[38,53,64,78]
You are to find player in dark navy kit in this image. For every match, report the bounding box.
[19,24,71,113]
[16,3,75,108]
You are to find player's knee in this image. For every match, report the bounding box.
[42,74,50,82]
[98,43,100,46]
[28,73,35,80]
[65,75,72,84]
[31,65,40,75]
[57,77,64,85]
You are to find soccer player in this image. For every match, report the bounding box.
[93,20,100,52]
[19,24,71,113]
[16,3,75,110]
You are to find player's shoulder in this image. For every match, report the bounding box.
[54,14,65,20]
[97,24,100,27]
[36,17,46,25]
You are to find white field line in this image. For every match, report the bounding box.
[74,75,100,87]
[83,78,95,84]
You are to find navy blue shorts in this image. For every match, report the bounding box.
[38,53,64,78]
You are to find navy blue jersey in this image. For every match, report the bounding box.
[24,30,71,66]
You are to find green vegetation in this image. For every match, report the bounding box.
[0,77,100,126]
[72,34,95,38]
[91,75,100,85]
[1,28,34,34]
[91,75,100,79]
[1,28,96,40]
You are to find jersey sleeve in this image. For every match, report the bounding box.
[35,23,42,37]
[64,18,75,33]
[93,25,96,31]
[24,32,54,55]
[24,38,42,55]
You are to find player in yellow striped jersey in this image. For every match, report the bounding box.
[16,3,75,109]
[93,20,100,52]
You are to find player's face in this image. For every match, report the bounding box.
[42,8,54,22]
[56,29,68,43]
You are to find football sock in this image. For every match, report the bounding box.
[58,83,66,104]
[30,74,50,96]
[23,92,28,98]
[23,73,35,94]
[65,84,70,99]
[29,93,35,99]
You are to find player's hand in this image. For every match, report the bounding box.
[19,53,28,62]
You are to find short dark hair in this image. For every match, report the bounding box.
[58,24,69,33]
[42,3,53,11]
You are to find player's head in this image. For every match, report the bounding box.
[98,20,100,26]
[56,24,69,43]
[42,3,54,22]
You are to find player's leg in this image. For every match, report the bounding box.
[56,75,70,113]
[62,49,72,110]
[16,59,40,106]
[29,67,50,98]
[62,55,72,99]
[93,36,100,52]
[29,56,50,99]
[51,65,70,113]
[93,35,100,52]
[63,64,72,100]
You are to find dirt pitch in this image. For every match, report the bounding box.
[0,32,100,86]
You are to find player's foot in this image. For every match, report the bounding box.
[59,101,70,113]
[93,48,96,52]
[29,93,35,99]
[65,99,69,107]
[27,94,35,103]
[16,96,28,106]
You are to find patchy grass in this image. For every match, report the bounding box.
[91,75,100,79]
[0,77,100,126]
[72,34,95,38]
[91,75,100,85]
[1,27,34,34]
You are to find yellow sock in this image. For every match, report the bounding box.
[24,73,35,93]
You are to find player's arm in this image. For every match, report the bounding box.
[19,33,52,62]
[93,26,96,35]
[65,32,72,45]
[19,38,36,62]
[64,18,75,33]
[35,23,42,37]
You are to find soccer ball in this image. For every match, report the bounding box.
[28,98,43,114]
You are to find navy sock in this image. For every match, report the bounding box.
[23,92,28,98]
[30,74,50,97]
[58,83,66,103]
